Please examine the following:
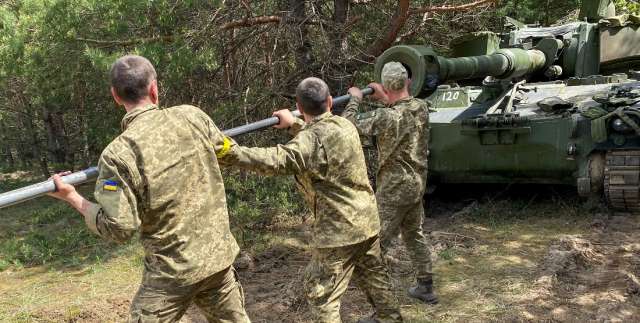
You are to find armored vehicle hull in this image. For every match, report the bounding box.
[374,0,640,212]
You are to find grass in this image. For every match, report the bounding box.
[0,174,615,322]
[391,186,601,322]
[0,171,303,321]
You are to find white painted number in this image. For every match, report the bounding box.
[441,91,460,102]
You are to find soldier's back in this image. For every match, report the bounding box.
[303,114,380,248]
[376,97,430,203]
[107,104,239,287]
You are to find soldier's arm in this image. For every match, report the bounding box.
[48,149,141,243]
[342,97,394,137]
[341,96,362,124]
[88,150,142,243]
[219,130,317,176]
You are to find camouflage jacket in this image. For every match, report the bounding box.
[219,112,380,248]
[342,96,430,204]
[85,104,239,287]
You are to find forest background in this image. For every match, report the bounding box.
[1,0,639,234]
[4,0,640,178]
[2,1,640,322]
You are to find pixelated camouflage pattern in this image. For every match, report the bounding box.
[342,96,433,280]
[129,266,250,323]
[378,200,432,280]
[92,104,240,288]
[219,112,380,248]
[343,96,430,204]
[303,236,402,323]
[381,62,408,91]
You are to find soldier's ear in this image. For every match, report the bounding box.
[149,80,159,104]
[326,96,333,111]
[110,87,124,106]
[296,101,304,115]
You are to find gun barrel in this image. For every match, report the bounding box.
[375,45,549,96]
[0,87,374,209]
[438,48,547,81]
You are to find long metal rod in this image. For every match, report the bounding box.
[0,87,373,209]
[224,87,373,137]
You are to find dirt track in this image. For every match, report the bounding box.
[192,186,640,322]
[5,185,640,322]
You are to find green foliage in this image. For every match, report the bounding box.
[223,170,304,247]
[0,197,128,270]
[614,0,640,14]
[438,247,458,262]
[495,0,581,25]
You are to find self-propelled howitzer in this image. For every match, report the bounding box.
[374,0,640,212]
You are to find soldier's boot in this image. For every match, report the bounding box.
[408,278,438,304]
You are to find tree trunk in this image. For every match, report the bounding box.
[545,0,551,26]
[42,104,69,165]
[364,0,410,60]
[288,0,314,71]
[0,122,15,170]
[332,0,349,55]
[21,112,49,178]
[327,0,351,92]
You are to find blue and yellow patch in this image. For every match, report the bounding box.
[103,180,119,192]
[216,136,232,158]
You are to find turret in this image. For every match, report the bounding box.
[375,0,640,97]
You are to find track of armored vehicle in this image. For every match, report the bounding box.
[373,0,640,212]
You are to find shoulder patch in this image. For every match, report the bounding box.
[103,180,119,192]
[216,136,232,158]
[356,110,377,120]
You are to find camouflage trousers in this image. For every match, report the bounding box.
[303,235,402,323]
[378,197,433,281]
[129,266,251,323]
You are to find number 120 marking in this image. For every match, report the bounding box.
[441,91,460,102]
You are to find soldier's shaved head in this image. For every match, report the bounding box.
[296,77,331,116]
[110,55,157,104]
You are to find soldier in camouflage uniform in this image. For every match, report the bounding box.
[342,62,438,304]
[48,55,251,323]
[218,77,402,323]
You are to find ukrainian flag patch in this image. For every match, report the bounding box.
[103,180,118,192]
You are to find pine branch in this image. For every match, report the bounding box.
[220,16,282,30]
[75,35,174,46]
[413,0,499,14]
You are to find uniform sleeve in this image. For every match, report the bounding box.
[288,117,306,136]
[342,97,395,137]
[205,119,234,161]
[86,150,142,244]
[219,130,318,176]
[201,109,307,161]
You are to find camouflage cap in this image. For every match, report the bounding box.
[381,62,408,91]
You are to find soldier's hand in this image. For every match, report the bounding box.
[47,172,78,202]
[347,87,363,100]
[273,109,295,129]
[47,172,90,216]
[368,83,388,103]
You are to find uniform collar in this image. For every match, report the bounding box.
[390,96,414,109]
[308,111,332,126]
[121,104,158,131]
